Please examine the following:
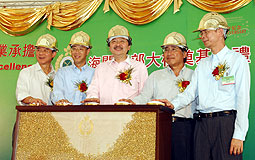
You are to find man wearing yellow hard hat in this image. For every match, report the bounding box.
[52,31,95,105]
[83,25,148,104]
[167,12,250,160]
[121,32,195,160]
[16,34,57,105]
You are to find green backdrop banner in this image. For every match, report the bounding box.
[0,2,254,159]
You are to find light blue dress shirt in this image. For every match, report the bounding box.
[133,66,196,118]
[52,64,95,105]
[172,46,250,141]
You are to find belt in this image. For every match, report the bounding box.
[194,110,236,119]
[172,117,193,122]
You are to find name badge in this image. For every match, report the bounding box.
[222,76,235,85]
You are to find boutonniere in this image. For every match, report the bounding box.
[212,61,229,80]
[46,77,54,91]
[176,79,190,93]
[75,80,88,93]
[116,67,134,86]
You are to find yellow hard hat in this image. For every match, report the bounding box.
[193,12,230,32]
[69,31,92,49]
[107,25,132,43]
[35,34,58,52]
[161,32,188,50]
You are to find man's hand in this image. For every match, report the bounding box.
[230,138,243,155]
[81,98,100,104]
[151,99,174,109]
[55,99,73,106]
[22,96,47,106]
[118,99,136,105]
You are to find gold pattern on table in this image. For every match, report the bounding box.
[16,112,156,159]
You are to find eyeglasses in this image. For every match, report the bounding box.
[199,29,217,38]
[36,48,52,54]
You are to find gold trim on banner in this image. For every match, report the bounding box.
[105,0,174,25]
[46,2,61,30]
[103,0,110,13]
[16,112,156,159]
[0,0,252,36]
[0,7,48,36]
[0,0,103,36]
[174,0,183,14]
[187,0,252,13]
[48,0,103,31]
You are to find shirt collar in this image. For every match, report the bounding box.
[35,62,55,76]
[72,63,89,71]
[167,65,186,74]
[35,62,55,72]
[49,65,55,75]
[110,55,131,65]
[35,62,42,71]
[211,45,229,62]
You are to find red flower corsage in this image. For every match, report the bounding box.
[212,61,229,80]
[116,67,134,86]
[176,79,190,93]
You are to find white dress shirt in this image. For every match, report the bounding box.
[16,62,55,105]
[133,66,195,118]
[172,46,250,141]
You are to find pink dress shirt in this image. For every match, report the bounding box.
[86,56,148,104]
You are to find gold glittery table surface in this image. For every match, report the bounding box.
[15,111,156,160]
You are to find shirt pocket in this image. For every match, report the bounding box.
[218,82,235,93]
